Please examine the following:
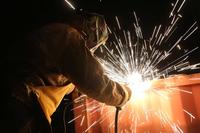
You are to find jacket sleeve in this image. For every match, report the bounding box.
[27,23,131,107]
[59,25,131,107]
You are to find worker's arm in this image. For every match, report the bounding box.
[60,25,131,107]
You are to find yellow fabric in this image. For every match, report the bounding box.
[32,83,75,123]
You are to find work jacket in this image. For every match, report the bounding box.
[2,23,131,133]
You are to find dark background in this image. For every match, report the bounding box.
[2,0,200,68]
[1,0,200,132]
[2,0,200,35]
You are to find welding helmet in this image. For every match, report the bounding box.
[81,12,109,53]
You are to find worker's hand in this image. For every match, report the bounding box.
[117,85,132,107]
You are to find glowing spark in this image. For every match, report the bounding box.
[170,0,180,17]
[74,94,87,103]
[87,105,101,116]
[183,109,195,122]
[176,125,184,133]
[183,27,198,40]
[115,16,121,30]
[71,104,84,111]
[64,0,75,10]
[80,116,85,126]
[68,114,82,124]
[84,121,97,133]
[177,0,186,12]
[155,25,162,38]
[169,88,192,94]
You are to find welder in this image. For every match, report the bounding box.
[2,11,131,133]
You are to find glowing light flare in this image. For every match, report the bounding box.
[64,0,76,10]
[126,72,151,100]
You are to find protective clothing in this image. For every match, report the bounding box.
[81,12,109,52]
[3,13,131,132]
[63,11,109,52]
[32,82,75,123]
